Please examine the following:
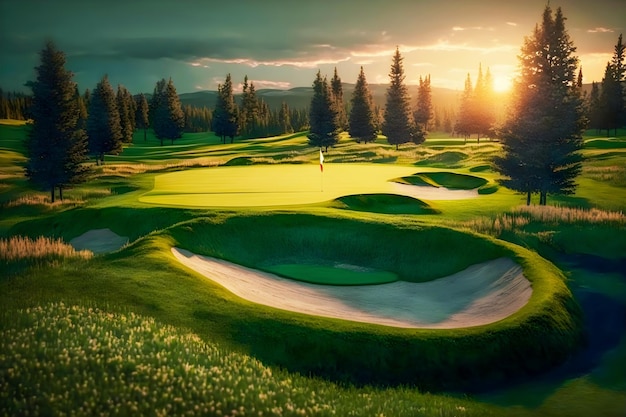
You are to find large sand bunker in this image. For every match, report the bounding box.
[172,248,532,329]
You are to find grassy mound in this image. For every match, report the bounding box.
[330,193,440,215]
[415,151,468,167]
[265,263,398,285]
[170,213,506,283]
[166,213,583,390]
[397,172,488,190]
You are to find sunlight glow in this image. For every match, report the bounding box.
[493,75,512,92]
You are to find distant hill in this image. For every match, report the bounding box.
[178,83,466,112]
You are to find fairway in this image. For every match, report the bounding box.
[140,164,480,207]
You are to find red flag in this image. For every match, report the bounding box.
[319,149,324,172]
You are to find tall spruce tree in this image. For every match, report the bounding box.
[473,65,496,142]
[348,66,377,143]
[135,93,150,141]
[25,41,89,202]
[455,73,473,141]
[152,78,184,145]
[240,76,260,137]
[308,70,340,151]
[87,75,123,165]
[383,47,421,149]
[279,101,293,134]
[330,67,347,130]
[599,34,625,136]
[212,74,239,143]
[413,74,433,134]
[117,85,134,143]
[495,5,586,206]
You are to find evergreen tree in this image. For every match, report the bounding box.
[330,67,347,130]
[588,82,602,133]
[149,78,166,130]
[382,47,421,149]
[599,34,625,136]
[348,66,377,143]
[413,74,433,134]
[455,73,473,141]
[474,65,496,141]
[152,78,185,145]
[308,70,340,151]
[212,74,239,143]
[117,85,134,143]
[87,75,123,165]
[75,86,88,130]
[495,5,586,206]
[240,75,260,137]
[135,93,150,141]
[279,101,293,134]
[25,41,89,202]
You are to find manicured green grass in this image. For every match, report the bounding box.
[1,120,624,416]
[265,263,398,285]
[396,171,489,189]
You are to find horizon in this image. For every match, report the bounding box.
[1,0,625,96]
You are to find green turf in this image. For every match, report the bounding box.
[265,263,399,285]
[1,120,625,417]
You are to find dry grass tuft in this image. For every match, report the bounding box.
[514,205,625,224]
[0,236,93,262]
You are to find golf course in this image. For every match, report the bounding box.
[1,122,626,416]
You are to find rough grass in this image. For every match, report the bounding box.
[0,235,93,262]
[1,302,506,417]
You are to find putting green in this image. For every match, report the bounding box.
[140,164,479,207]
[265,263,399,285]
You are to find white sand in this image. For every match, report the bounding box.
[172,248,532,329]
[391,182,479,200]
[69,229,129,254]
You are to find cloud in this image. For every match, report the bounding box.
[452,26,494,31]
[587,27,614,33]
[506,22,517,27]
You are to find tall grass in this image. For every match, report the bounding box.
[0,236,92,262]
[514,205,625,224]
[0,302,499,417]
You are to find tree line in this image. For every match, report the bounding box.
[16,5,626,205]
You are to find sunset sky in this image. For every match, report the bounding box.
[1,0,624,95]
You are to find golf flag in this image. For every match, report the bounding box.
[319,149,324,172]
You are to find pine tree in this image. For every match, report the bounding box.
[474,65,496,141]
[599,34,625,136]
[348,66,377,143]
[240,76,260,137]
[87,75,123,165]
[25,41,89,202]
[382,47,421,149]
[455,73,473,141]
[495,5,586,206]
[135,93,150,141]
[150,78,185,145]
[588,82,602,133]
[413,74,433,134]
[212,74,239,143]
[117,85,134,144]
[279,101,293,134]
[330,67,347,130]
[308,70,340,151]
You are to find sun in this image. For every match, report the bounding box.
[493,75,513,93]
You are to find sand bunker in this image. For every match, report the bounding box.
[391,183,479,200]
[70,229,129,254]
[172,248,532,329]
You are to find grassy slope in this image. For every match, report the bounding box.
[1,124,625,416]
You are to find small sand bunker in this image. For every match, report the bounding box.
[172,248,532,329]
[70,229,129,254]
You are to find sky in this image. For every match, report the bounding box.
[1,0,625,95]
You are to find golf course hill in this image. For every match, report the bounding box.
[166,212,584,390]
